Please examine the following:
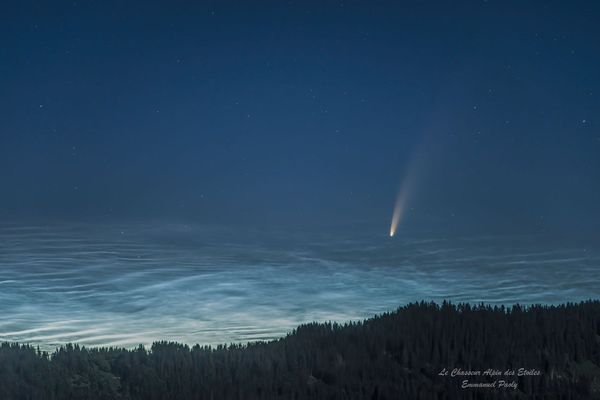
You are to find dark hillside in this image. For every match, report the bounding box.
[1,301,600,399]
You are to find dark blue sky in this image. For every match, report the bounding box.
[1,1,599,235]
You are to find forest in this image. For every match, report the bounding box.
[1,301,599,399]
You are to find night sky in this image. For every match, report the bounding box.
[2,1,599,236]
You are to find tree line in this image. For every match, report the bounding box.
[1,301,599,399]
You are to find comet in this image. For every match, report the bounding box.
[389,189,408,237]
[388,95,447,238]
[389,160,418,238]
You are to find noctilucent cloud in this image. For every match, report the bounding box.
[2,1,600,350]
